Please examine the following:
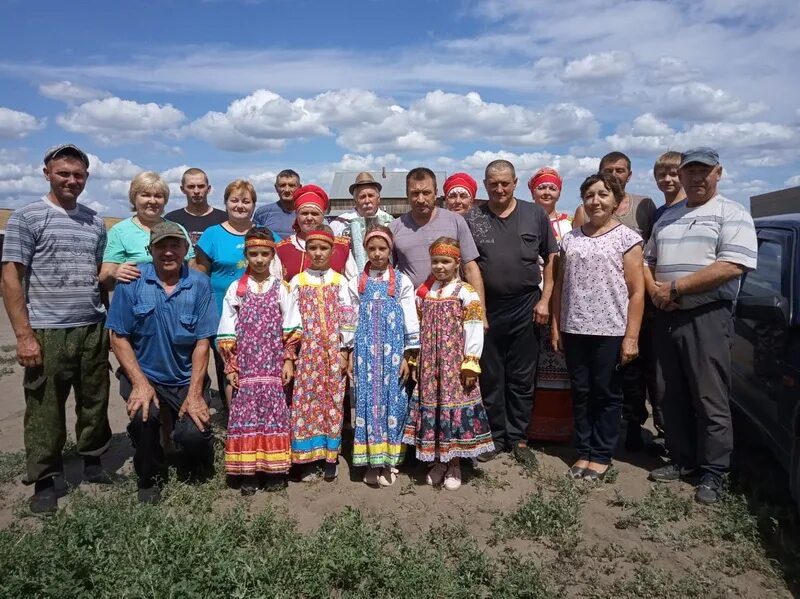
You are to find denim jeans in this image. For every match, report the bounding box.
[562,333,624,465]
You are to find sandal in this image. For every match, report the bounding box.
[378,467,399,487]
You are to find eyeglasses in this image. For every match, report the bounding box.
[535,184,559,192]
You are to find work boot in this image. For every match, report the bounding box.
[30,478,58,514]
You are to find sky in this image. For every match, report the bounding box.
[0,0,798,217]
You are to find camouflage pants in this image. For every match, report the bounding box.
[23,322,111,483]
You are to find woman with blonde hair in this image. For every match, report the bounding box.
[100,171,194,286]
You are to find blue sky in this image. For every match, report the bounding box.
[1,0,798,216]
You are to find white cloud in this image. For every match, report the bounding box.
[39,81,110,104]
[0,107,45,139]
[461,150,600,181]
[56,97,186,144]
[658,82,767,122]
[86,153,142,180]
[785,175,800,187]
[645,57,700,86]
[562,51,634,82]
[630,113,674,137]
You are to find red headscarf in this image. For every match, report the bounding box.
[527,167,562,196]
[443,172,478,199]
[293,184,329,213]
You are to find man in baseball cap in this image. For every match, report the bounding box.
[106,218,219,504]
[43,143,90,168]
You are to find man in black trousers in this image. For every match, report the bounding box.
[465,160,558,467]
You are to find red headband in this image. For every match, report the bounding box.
[363,229,393,249]
[245,238,275,249]
[528,167,562,193]
[305,229,334,246]
[443,172,478,199]
[429,243,460,259]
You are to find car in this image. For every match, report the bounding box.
[731,213,800,506]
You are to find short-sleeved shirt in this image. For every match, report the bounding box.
[465,200,558,302]
[560,224,643,336]
[253,201,296,240]
[196,224,247,315]
[2,196,106,329]
[102,217,195,264]
[105,263,218,386]
[389,208,480,288]
[644,194,757,310]
[164,207,227,246]
[613,193,656,242]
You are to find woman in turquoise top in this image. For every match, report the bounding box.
[100,171,194,287]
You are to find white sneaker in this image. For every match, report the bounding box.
[443,461,462,491]
[425,463,447,486]
[378,467,398,487]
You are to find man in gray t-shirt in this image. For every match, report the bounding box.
[390,168,484,301]
[1,144,112,514]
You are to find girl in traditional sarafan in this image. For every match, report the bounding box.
[286,225,354,482]
[217,227,301,494]
[348,226,419,487]
[403,237,494,490]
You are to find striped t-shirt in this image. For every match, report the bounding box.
[2,196,107,328]
[643,194,757,310]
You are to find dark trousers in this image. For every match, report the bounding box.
[479,293,539,450]
[23,322,111,483]
[653,301,734,477]
[621,313,664,431]
[119,372,213,488]
[562,333,624,465]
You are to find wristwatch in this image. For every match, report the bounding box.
[669,280,681,301]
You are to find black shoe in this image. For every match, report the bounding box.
[240,475,259,496]
[476,450,498,463]
[512,443,538,471]
[137,485,161,505]
[582,467,609,483]
[323,461,338,481]
[30,479,58,514]
[624,422,645,452]
[695,473,723,505]
[83,456,112,484]
[263,475,288,492]
[567,466,586,480]
[648,462,696,483]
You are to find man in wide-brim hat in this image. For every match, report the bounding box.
[330,171,394,270]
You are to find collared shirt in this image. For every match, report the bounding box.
[253,201,296,240]
[105,263,219,386]
[644,194,757,310]
[2,196,106,329]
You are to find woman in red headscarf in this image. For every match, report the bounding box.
[443,172,478,216]
[527,167,573,443]
[275,184,356,281]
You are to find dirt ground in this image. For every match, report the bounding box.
[0,306,797,597]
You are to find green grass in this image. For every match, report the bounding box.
[0,481,557,598]
[0,450,26,485]
[611,485,694,532]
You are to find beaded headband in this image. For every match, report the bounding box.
[363,229,393,249]
[429,243,460,259]
[245,238,276,249]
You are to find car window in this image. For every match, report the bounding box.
[740,239,782,297]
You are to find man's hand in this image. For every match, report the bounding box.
[460,369,477,392]
[620,336,639,366]
[226,372,239,389]
[282,360,294,386]
[339,350,349,377]
[127,382,158,422]
[115,263,141,283]
[482,315,489,332]
[399,358,410,383]
[650,281,679,311]
[179,393,210,432]
[16,333,42,368]
[533,298,550,325]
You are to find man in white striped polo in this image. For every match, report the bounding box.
[643,147,757,504]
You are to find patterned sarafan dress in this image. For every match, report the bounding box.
[217,274,301,475]
[402,279,494,462]
[287,268,354,464]
[348,267,419,468]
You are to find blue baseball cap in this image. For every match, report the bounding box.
[680,147,720,169]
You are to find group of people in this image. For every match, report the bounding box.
[1,141,756,513]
